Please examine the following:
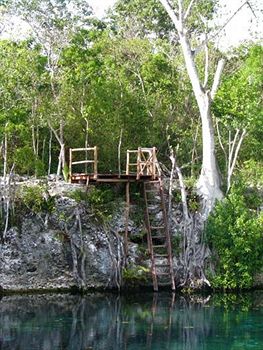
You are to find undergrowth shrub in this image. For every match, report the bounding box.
[14,146,45,176]
[18,184,55,214]
[70,186,116,223]
[206,185,263,290]
[123,265,150,286]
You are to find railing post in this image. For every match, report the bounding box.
[152,147,157,179]
[126,150,130,175]
[69,148,72,183]
[137,147,141,180]
[94,146,98,179]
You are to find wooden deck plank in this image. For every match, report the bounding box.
[70,173,154,184]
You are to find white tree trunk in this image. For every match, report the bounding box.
[178,31,223,214]
[159,0,224,214]
[48,128,52,176]
[196,94,223,214]
[48,120,65,177]
[3,124,8,183]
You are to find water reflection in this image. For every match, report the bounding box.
[0,291,263,350]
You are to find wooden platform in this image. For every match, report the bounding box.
[69,146,160,183]
[70,173,153,184]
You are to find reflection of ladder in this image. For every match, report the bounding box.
[146,293,175,349]
[144,178,175,292]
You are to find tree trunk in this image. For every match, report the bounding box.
[3,125,8,182]
[48,128,52,176]
[159,0,224,214]
[59,120,65,171]
[196,94,223,215]
[179,35,223,214]
[48,120,65,177]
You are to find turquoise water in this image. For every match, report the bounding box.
[0,291,262,349]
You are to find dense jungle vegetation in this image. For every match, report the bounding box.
[0,0,262,289]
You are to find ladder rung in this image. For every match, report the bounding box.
[153,244,166,248]
[155,254,168,257]
[157,272,170,276]
[151,226,164,230]
[158,282,172,286]
[152,235,166,240]
[129,163,138,166]
[147,201,161,211]
[145,200,160,204]
[155,264,170,267]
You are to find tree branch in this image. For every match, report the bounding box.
[195,1,249,53]
[184,0,196,21]
[227,129,246,192]
[211,59,225,100]
[47,120,61,145]
[159,0,180,29]
[203,39,209,88]
[215,119,227,171]
[178,0,184,22]
[229,129,240,170]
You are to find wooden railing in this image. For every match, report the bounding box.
[69,146,160,181]
[126,147,159,180]
[69,147,98,180]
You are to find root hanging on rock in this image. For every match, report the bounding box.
[65,206,87,290]
[1,164,16,243]
[104,226,124,290]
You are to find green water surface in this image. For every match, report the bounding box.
[0,291,262,349]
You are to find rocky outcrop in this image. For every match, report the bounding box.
[1,179,261,293]
[0,182,129,292]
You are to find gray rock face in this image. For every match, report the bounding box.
[0,225,75,291]
[2,180,260,293]
[0,194,126,292]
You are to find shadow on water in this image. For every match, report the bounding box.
[0,291,263,350]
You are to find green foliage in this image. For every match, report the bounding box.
[173,177,200,212]
[206,185,263,289]
[13,146,45,176]
[171,235,181,256]
[13,146,36,175]
[18,184,55,214]
[70,186,116,223]
[239,160,263,188]
[87,187,117,223]
[69,189,89,203]
[123,265,150,285]
[214,45,263,166]
[86,186,115,205]
[188,195,200,212]
[111,0,217,40]
[34,159,46,177]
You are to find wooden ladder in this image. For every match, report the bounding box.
[144,178,176,292]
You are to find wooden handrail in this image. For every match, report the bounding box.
[126,147,159,180]
[72,160,95,165]
[71,147,96,152]
[70,146,159,181]
[69,146,98,181]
